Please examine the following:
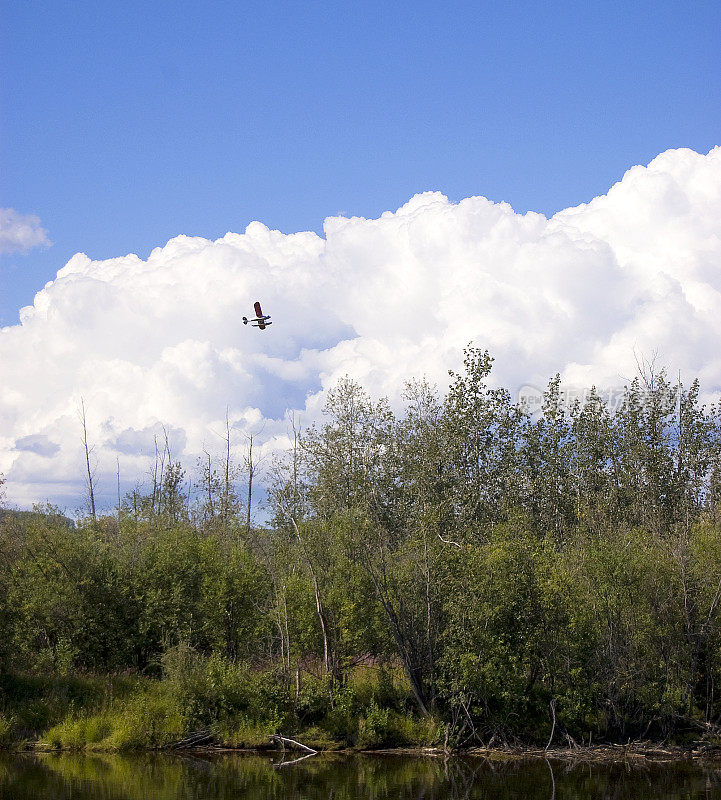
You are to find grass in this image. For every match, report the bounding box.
[0,712,16,749]
[39,686,186,751]
[2,654,440,751]
[0,671,146,750]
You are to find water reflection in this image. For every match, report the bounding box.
[0,752,720,799]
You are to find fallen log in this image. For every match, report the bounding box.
[168,729,214,749]
[269,734,318,755]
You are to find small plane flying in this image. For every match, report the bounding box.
[242,301,272,330]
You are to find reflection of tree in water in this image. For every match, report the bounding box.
[1,754,721,799]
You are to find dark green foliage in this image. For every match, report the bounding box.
[3,346,721,748]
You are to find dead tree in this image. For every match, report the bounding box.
[79,398,96,520]
[243,427,266,532]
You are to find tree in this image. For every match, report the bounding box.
[520,375,575,539]
[79,398,97,520]
[568,388,615,530]
[443,346,525,534]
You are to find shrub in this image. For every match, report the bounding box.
[106,690,184,750]
[215,713,281,748]
[0,713,16,749]
[357,700,390,748]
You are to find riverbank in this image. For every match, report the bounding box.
[6,665,721,759]
[27,739,721,765]
[465,743,721,764]
[227,743,721,764]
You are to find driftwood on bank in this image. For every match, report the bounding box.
[167,729,214,749]
[270,734,319,768]
[269,734,318,754]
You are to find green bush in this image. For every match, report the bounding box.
[41,715,112,750]
[357,700,390,747]
[215,713,281,748]
[161,644,291,732]
[296,673,333,723]
[0,712,16,749]
[387,712,444,747]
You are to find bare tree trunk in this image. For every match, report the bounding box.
[546,698,557,750]
[283,592,291,673]
[223,408,232,527]
[246,434,254,531]
[423,527,436,702]
[277,605,286,669]
[364,489,431,715]
[370,574,429,715]
[80,398,96,520]
[151,435,164,516]
[290,515,330,673]
[185,476,193,518]
[203,449,214,519]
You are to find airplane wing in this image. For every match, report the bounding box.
[254,301,263,318]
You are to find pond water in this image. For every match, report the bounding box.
[1,752,720,799]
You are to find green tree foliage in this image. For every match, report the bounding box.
[3,346,721,748]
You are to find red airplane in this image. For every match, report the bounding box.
[243,301,272,330]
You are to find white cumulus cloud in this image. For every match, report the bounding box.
[0,208,50,255]
[1,146,720,510]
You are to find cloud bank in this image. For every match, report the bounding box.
[2,146,720,510]
[0,208,50,256]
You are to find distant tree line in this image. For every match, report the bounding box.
[2,346,721,746]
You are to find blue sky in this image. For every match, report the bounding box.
[1,0,719,326]
[2,0,721,511]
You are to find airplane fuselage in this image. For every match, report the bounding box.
[243,301,272,329]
